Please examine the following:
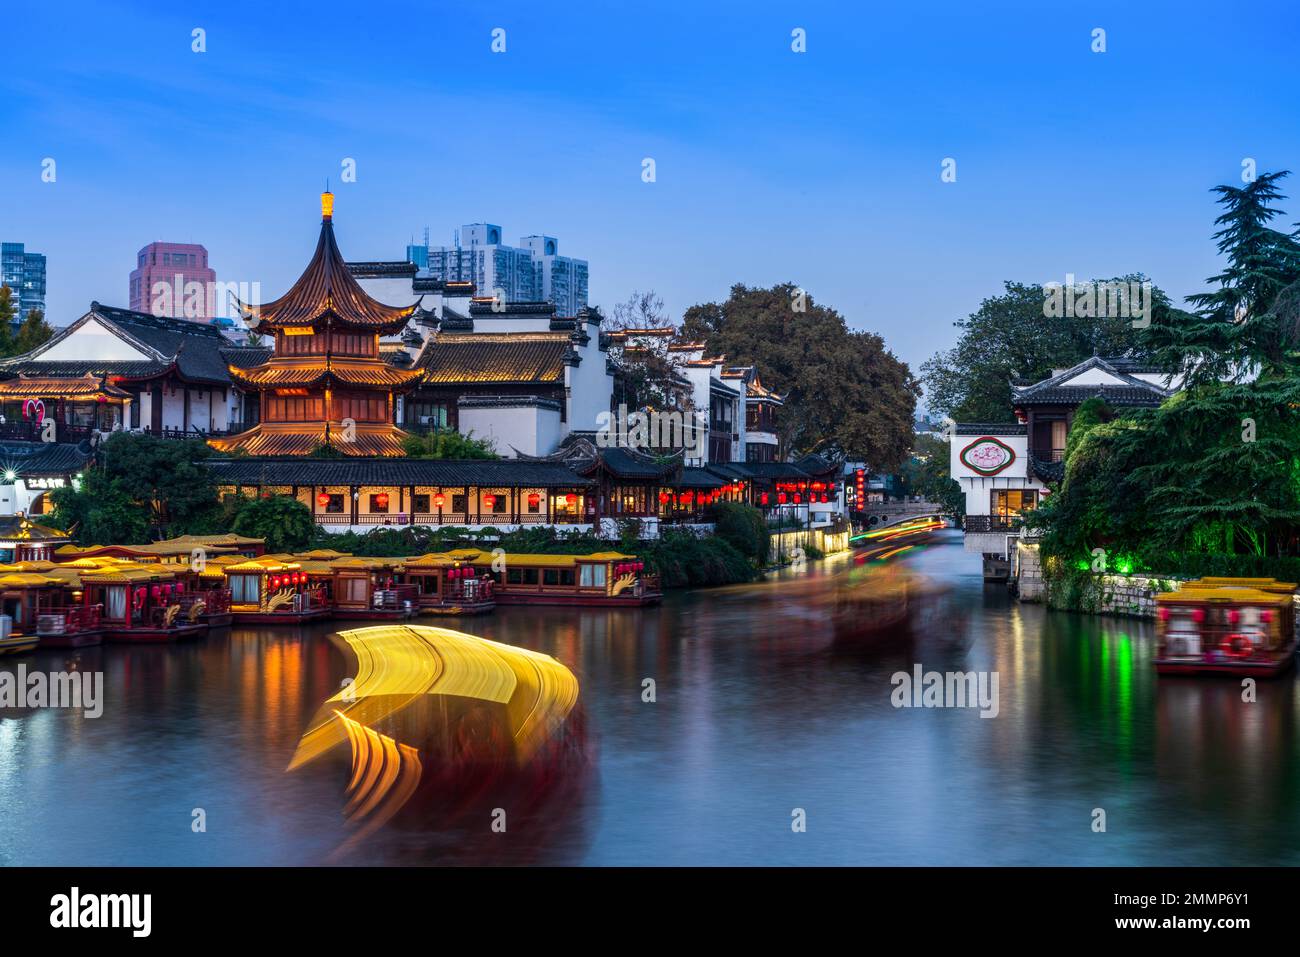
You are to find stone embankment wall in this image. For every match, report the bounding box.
[769,527,850,564]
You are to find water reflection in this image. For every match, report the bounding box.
[2,529,1299,865]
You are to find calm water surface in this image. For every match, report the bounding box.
[2,529,1297,866]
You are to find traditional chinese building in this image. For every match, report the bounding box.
[0,303,247,440]
[209,191,426,457]
[953,355,1176,581]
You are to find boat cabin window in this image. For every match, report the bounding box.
[3,596,24,624]
[506,568,540,586]
[229,575,260,603]
[543,569,576,587]
[104,585,128,620]
[342,578,368,602]
[579,564,607,588]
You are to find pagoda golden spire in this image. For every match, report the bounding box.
[321,186,334,221]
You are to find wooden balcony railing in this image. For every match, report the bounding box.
[964,515,1023,533]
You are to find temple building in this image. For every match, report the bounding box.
[209,191,426,457]
[0,191,846,534]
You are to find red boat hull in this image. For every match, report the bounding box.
[1155,654,1295,678]
[104,623,208,643]
[490,592,662,608]
[39,631,104,649]
[230,608,331,625]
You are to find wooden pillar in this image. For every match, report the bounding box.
[408,485,415,525]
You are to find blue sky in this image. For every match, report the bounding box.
[3,0,1298,395]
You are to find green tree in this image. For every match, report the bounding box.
[709,500,769,563]
[48,472,151,545]
[95,432,221,532]
[230,495,316,552]
[12,308,54,355]
[1029,378,1300,569]
[400,429,499,459]
[0,285,17,356]
[681,283,919,470]
[921,279,1175,422]
[1148,170,1300,384]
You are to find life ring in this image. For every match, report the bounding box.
[1220,634,1254,658]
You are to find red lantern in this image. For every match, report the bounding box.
[529,493,541,507]
[317,493,330,508]
[375,492,389,509]
[761,493,769,505]
[658,492,670,504]
[778,492,787,504]
[434,494,445,508]
[567,494,577,506]
[820,494,829,503]
[1157,607,1169,621]
[793,494,802,504]
[1192,608,1206,623]
[484,494,495,507]
[1227,609,1241,624]
[1262,610,1274,623]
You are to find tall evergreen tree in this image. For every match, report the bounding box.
[0,285,17,356]
[1150,170,1300,383]
[12,308,54,356]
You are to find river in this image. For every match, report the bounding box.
[2,529,1297,866]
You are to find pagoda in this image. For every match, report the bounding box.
[210,191,425,456]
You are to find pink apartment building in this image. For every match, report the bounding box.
[128,241,217,321]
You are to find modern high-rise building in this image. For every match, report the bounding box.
[406,225,589,315]
[129,241,218,322]
[1,243,47,318]
[522,235,589,318]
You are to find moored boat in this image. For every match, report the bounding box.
[398,553,496,616]
[224,556,331,625]
[78,562,207,642]
[0,564,104,649]
[449,548,661,607]
[1154,577,1297,677]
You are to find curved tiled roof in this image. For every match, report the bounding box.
[236,214,420,333]
[418,333,571,384]
[0,440,94,477]
[208,423,411,457]
[227,359,423,390]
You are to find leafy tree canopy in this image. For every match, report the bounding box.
[921,278,1179,422]
[681,283,919,470]
[1146,169,1300,385]
[230,494,316,552]
[400,429,499,459]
